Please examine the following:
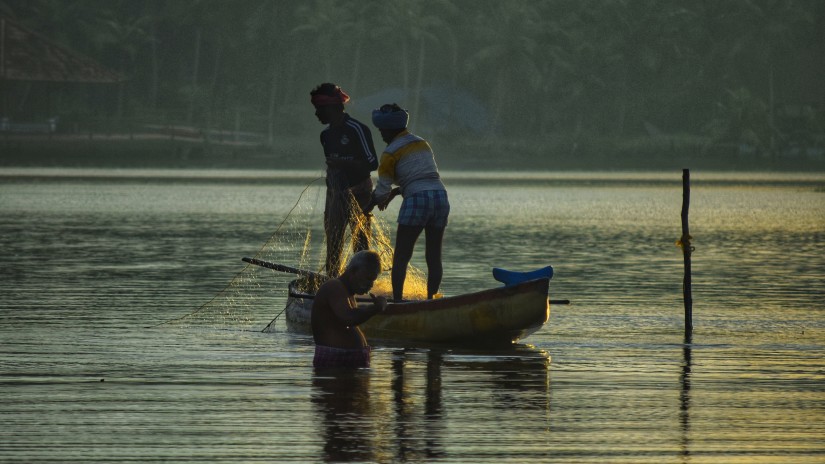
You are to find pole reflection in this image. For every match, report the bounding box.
[680,334,693,461]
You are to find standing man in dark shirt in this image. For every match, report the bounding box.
[311,83,379,276]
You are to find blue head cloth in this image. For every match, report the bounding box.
[372,105,409,130]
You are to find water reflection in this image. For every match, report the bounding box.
[680,334,693,461]
[391,349,446,462]
[311,346,550,462]
[311,368,376,463]
[450,345,550,397]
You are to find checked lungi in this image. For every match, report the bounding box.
[313,345,372,369]
[397,189,450,228]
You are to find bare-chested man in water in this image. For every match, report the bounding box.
[312,250,388,368]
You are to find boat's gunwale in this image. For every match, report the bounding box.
[287,277,550,315]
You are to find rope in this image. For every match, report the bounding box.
[676,234,695,252]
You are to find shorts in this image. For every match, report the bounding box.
[313,345,371,368]
[397,190,450,228]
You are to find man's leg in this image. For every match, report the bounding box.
[349,179,373,253]
[424,225,446,299]
[324,189,347,277]
[392,225,423,302]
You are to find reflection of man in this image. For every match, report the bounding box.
[391,349,446,461]
[310,83,379,276]
[312,250,387,368]
[312,369,374,462]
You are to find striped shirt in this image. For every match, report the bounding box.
[374,130,445,200]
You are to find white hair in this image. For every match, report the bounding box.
[346,250,381,272]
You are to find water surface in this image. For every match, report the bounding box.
[1,169,823,463]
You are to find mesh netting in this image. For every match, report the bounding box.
[158,177,426,331]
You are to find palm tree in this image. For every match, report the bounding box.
[695,0,814,153]
[290,0,354,81]
[246,1,303,144]
[94,2,153,120]
[364,0,458,130]
[461,1,544,135]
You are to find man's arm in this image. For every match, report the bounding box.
[362,126,379,171]
[326,282,387,326]
[372,151,397,200]
[347,119,378,170]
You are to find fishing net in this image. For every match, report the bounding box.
[158,177,427,331]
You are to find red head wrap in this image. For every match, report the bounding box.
[311,86,350,106]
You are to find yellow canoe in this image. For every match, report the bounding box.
[283,278,551,346]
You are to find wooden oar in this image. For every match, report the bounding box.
[242,257,328,282]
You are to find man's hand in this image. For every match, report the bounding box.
[370,293,388,313]
[376,197,392,211]
[376,187,401,211]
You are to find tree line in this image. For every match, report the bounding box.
[3,0,823,156]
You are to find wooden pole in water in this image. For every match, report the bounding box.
[680,169,693,335]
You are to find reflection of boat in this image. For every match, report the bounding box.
[441,345,551,401]
[283,277,552,346]
[391,345,550,430]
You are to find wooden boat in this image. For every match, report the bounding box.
[283,277,552,346]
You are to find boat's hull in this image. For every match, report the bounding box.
[283,278,551,346]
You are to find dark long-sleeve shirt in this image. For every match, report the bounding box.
[320,114,378,190]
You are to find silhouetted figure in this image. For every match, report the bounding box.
[311,250,387,369]
[370,103,450,301]
[310,83,378,276]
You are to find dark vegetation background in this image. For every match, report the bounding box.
[1,0,823,171]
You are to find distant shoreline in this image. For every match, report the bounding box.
[3,133,824,172]
[3,167,823,191]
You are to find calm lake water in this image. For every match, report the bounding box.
[1,168,823,463]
